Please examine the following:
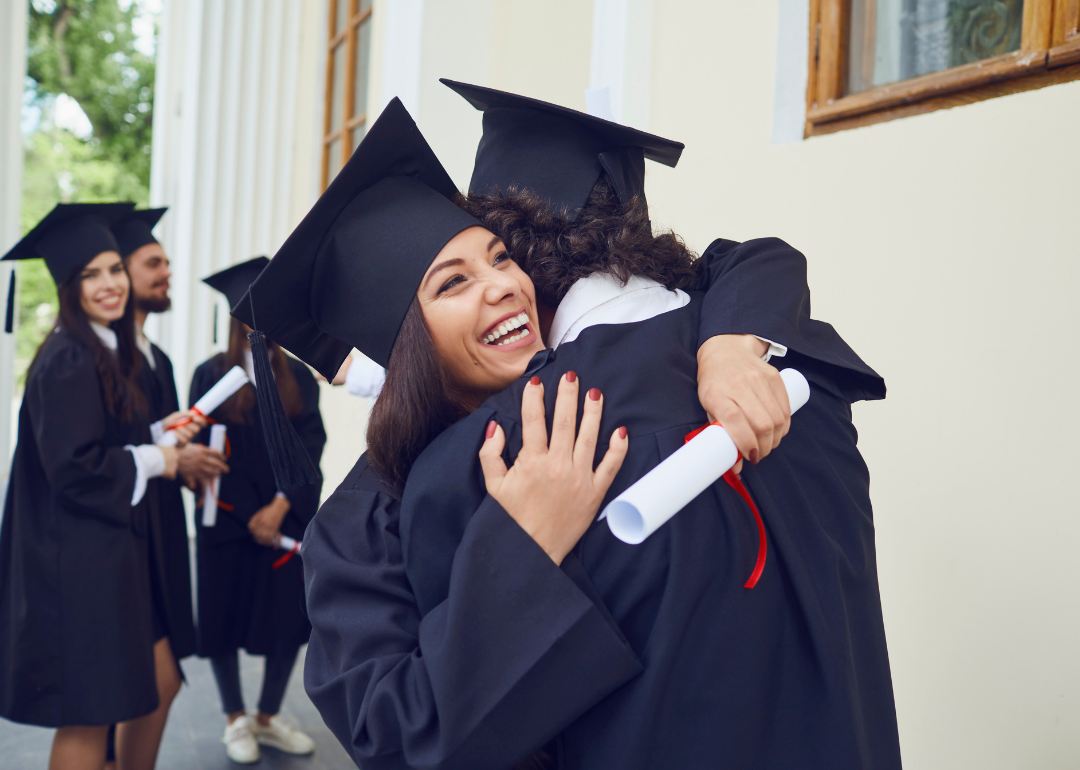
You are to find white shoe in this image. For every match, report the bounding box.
[251,714,316,755]
[222,715,260,764]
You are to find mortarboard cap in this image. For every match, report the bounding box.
[113,207,168,258]
[1,202,136,332]
[232,97,480,377]
[441,78,684,220]
[203,257,269,311]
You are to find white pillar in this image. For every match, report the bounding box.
[589,0,654,130]
[379,0,425,118]
[0,1,28,480]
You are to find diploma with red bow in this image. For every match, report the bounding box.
[272,535,301,570]
[159,366,250,446]
[201,425,228,527]
[601,369,810,586]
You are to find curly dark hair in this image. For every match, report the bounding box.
[464,179,698,308]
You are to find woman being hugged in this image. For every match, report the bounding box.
[0,203,204,770]
[191,257,326,765]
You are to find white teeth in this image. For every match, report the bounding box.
[484,313,532,345]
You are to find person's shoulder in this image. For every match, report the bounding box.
[29,329,93,381]
[192,353,226,380]
[306,453,400,553]
[151,342,174,370]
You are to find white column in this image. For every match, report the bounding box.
[589,0,654,130]
[379,0,425,117]
[0,1,28,479]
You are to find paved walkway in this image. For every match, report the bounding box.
[0,648,355,769]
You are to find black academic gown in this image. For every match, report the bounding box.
[400,292,902,769]
[0,330,159,727]
[190,354,325,657]
[303,237,894,769]
[137,341,196,660]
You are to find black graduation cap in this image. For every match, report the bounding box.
[202,257,269,311]
[233,96,480,377]
[113,207,168,258]
[1,202,136,332]
[441,78,684,220]
[231,98,478,493]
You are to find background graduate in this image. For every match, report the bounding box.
[236,97,869,770]
[191,257,326,764]
[0,203,205,770]
[394,84,900,768]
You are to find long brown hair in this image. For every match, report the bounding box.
[30,261,147,422]
[217,317,303,424]
[464,179,698,307]
[365,297,470,498]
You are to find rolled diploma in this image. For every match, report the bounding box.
[603,368,811,545]
[278,535,299,552]
[201,424,228,527]
[159,366,250,446]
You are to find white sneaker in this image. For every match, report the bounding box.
[222,715,260,764]
[251,714,315,755]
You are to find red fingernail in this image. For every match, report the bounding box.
[486,421,497,439]
[618,426,627,439]
[566,370,577,383]
[749,449,759,464]
[588,388,601,401]
[530,376,541,386]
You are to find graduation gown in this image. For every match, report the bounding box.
[136,341,196,660]
[400,293,902,769]
[190,353,325,657]
[0,330,159,727]
[303,236,892,768]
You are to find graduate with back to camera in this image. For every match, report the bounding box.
[0,203,207,770]
[190,257,326,764]
[395,82,900,768]
[238,94,894,769]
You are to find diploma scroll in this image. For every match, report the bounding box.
[272,535,301,570]
[603,369,811,545]
[201,425,228,527]
[158,366,250,446]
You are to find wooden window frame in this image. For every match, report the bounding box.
[322,0,373,189]
[805,0,1080,136]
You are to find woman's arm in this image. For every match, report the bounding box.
[304,461,641,770]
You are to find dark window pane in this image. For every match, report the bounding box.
[327,139,342,185]
[330,43,345,130]
[352,19,371,119]
[846,0,1023,95]
[335,0,351,36]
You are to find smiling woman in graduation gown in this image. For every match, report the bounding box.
[236,98,891,770]
[0,203,200,760]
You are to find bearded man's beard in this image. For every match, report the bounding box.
[137,295,172,313]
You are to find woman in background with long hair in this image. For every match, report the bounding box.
[192,258,326,765]
[0,203,203,770]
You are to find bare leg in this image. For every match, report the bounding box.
[115,637,182,770]
[49,725,109,770]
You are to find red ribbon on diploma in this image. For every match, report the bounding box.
[166,406,206,431]
[684,422,767,589]
[272,537,301,570]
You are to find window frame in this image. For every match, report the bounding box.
[805,0,1080,136]
[322,0,373,190]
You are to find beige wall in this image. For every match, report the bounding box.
[295,1,1080,765]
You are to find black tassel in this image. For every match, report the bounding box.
[5,269,15,334]
[247,328,322,492]
[213,302,218,345]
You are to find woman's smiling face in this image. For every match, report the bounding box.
[418,226,545,403]
[78,250,130,326]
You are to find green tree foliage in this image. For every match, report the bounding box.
[18,0,155,381]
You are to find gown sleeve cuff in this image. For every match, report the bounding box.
[753,335,787,363]
[125,444,166,505]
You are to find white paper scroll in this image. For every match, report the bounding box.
[158,366,250,446]
[201,424,228,527]
[278,535,299,552]
[603,369,812,545]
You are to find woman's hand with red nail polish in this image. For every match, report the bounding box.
[478,374,629,565]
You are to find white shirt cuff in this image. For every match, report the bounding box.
[275,491,289,502]
[150,420,165,444]
[753,335,787,363]
[344,354,386,399]
[125,444,167,505]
